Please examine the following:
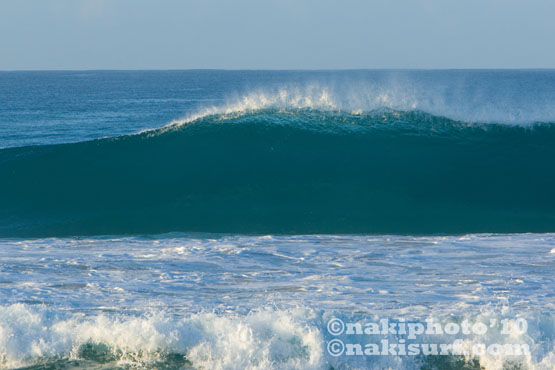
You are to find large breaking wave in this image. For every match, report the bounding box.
[1,106,555,237]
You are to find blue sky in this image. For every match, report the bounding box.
[1,0,554,70]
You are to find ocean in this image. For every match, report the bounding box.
[0,70,554,369]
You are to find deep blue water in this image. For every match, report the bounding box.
[0,70,554,369]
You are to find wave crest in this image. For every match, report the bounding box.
[164,81,555,128]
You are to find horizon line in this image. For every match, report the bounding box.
[2,67,555,73]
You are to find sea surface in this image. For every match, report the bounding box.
[0,70,554,369]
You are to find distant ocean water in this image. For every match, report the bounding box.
[0,70,554,369]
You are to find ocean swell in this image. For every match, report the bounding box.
[1,108,555,237]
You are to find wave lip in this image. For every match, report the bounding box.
[2,108,555,237]
[163,80,555,128]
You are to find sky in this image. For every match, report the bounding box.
[1,0,555,70]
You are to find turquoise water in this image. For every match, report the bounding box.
[2,109,555,237]
[0,71,554,369]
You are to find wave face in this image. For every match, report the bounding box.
[2,109,555,237]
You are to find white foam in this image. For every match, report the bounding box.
[1,233,554,369]
[0,304,323,370]
[1,304,553,370]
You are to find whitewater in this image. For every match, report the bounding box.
[0,70,554,369]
